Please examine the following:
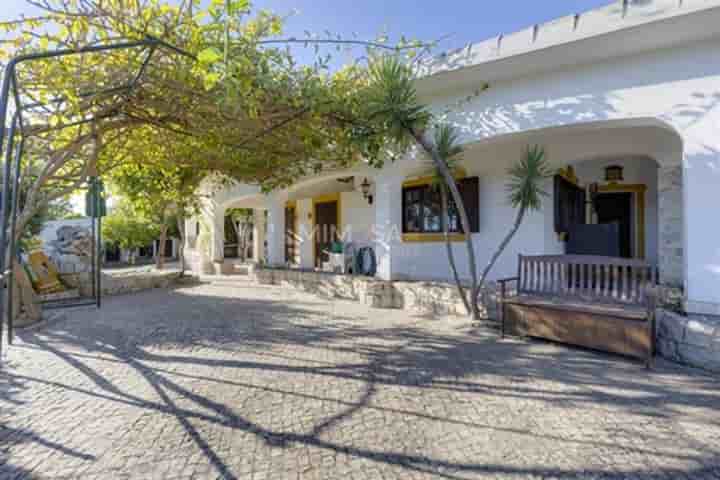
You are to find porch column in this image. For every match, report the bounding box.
[253,209,266,264]
[266,193,287,267]
[210,204,226,264]
[297,199,314,269]
[682,138,720,316]
[373,174,403,281]
[658,164,684,287]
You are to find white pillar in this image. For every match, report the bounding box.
[297,199,314,269]
[373,174,403,281]
[266,193,287,267]
[253,209,266,264]
[210,204,226,264]
[682,110,720,316]
[683,141,720,316]
[184,218,196,250]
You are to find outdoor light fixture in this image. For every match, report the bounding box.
[605,165,624,182]
[360,178,373,205]
[588,182,600,214]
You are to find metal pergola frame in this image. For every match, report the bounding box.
[0,36,194,353]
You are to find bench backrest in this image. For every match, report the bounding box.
[517,254,658,305]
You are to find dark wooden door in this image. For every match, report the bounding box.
[285,206,296,264]
[595,192,633,258]
[314,201,338,268]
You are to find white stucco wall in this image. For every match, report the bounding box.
[374,125,669,284]
[203,11,720,314]
[340,191,374,248]
[412,35,720,314]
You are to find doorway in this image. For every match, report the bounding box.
[595,192,633,258]
[314,201,338,268]
[285,204,297,265]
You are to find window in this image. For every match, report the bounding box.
[402,177,479,234]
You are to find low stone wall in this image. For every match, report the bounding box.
[254,268,395,308]
[656,309,720,373]
[57,268,184,298]
[100,269,184,296]
[392,280,500,319]
[253,268,500,319]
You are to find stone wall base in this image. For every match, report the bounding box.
[100,270,184,296]
[56,270,184,298]
[656,308,720,373]
[253,268,499,320]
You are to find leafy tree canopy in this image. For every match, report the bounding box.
[0,0,431,246]
[1,0,426,188]
[102,200,159,252]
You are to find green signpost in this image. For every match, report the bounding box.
[85,177,105,308]
[85,177,107,218]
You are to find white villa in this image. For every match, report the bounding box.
[186,0,720,326]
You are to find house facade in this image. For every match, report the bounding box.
[186,0,720,322]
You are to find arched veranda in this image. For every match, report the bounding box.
[384,118,684,288]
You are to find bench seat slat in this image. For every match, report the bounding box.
[505,294,648,320]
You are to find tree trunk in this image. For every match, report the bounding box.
[242,221,253,261]
[476,205,527,304]
[156,225,168,270]
[409,127,481,320]
[12,263,41,327]
[440,184,471,315]
[176,212,186,277]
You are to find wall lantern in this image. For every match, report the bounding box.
[588,182,599,214]
[360,177,373,205]
[605,165,624,182]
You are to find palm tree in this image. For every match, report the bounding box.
[362,56,551,320]
[476,145,551,300]
[434,125,472,314]
[364,57,481,318]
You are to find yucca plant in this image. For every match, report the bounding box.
[476,145,551,295]
[364,56,481,318]
[363,56,553,321]
[433,124,473,314]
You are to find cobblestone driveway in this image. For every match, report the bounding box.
[2,279,720,480]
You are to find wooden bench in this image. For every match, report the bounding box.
[498,255,658,367]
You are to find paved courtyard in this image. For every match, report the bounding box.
[1,279,720,480]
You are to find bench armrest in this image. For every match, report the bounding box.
[497,277,519,300]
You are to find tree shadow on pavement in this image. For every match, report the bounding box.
[3,284,720,479]
[1,362,97,479]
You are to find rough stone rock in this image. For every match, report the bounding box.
[656,308,720,372]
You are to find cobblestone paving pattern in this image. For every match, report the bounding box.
[1,279,719,479]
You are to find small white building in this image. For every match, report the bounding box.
[187,0,720,321]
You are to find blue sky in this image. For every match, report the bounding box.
[4,0,613,56]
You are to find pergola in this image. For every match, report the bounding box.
[0,36,194,351]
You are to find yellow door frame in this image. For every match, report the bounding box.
[310,193,342,268]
